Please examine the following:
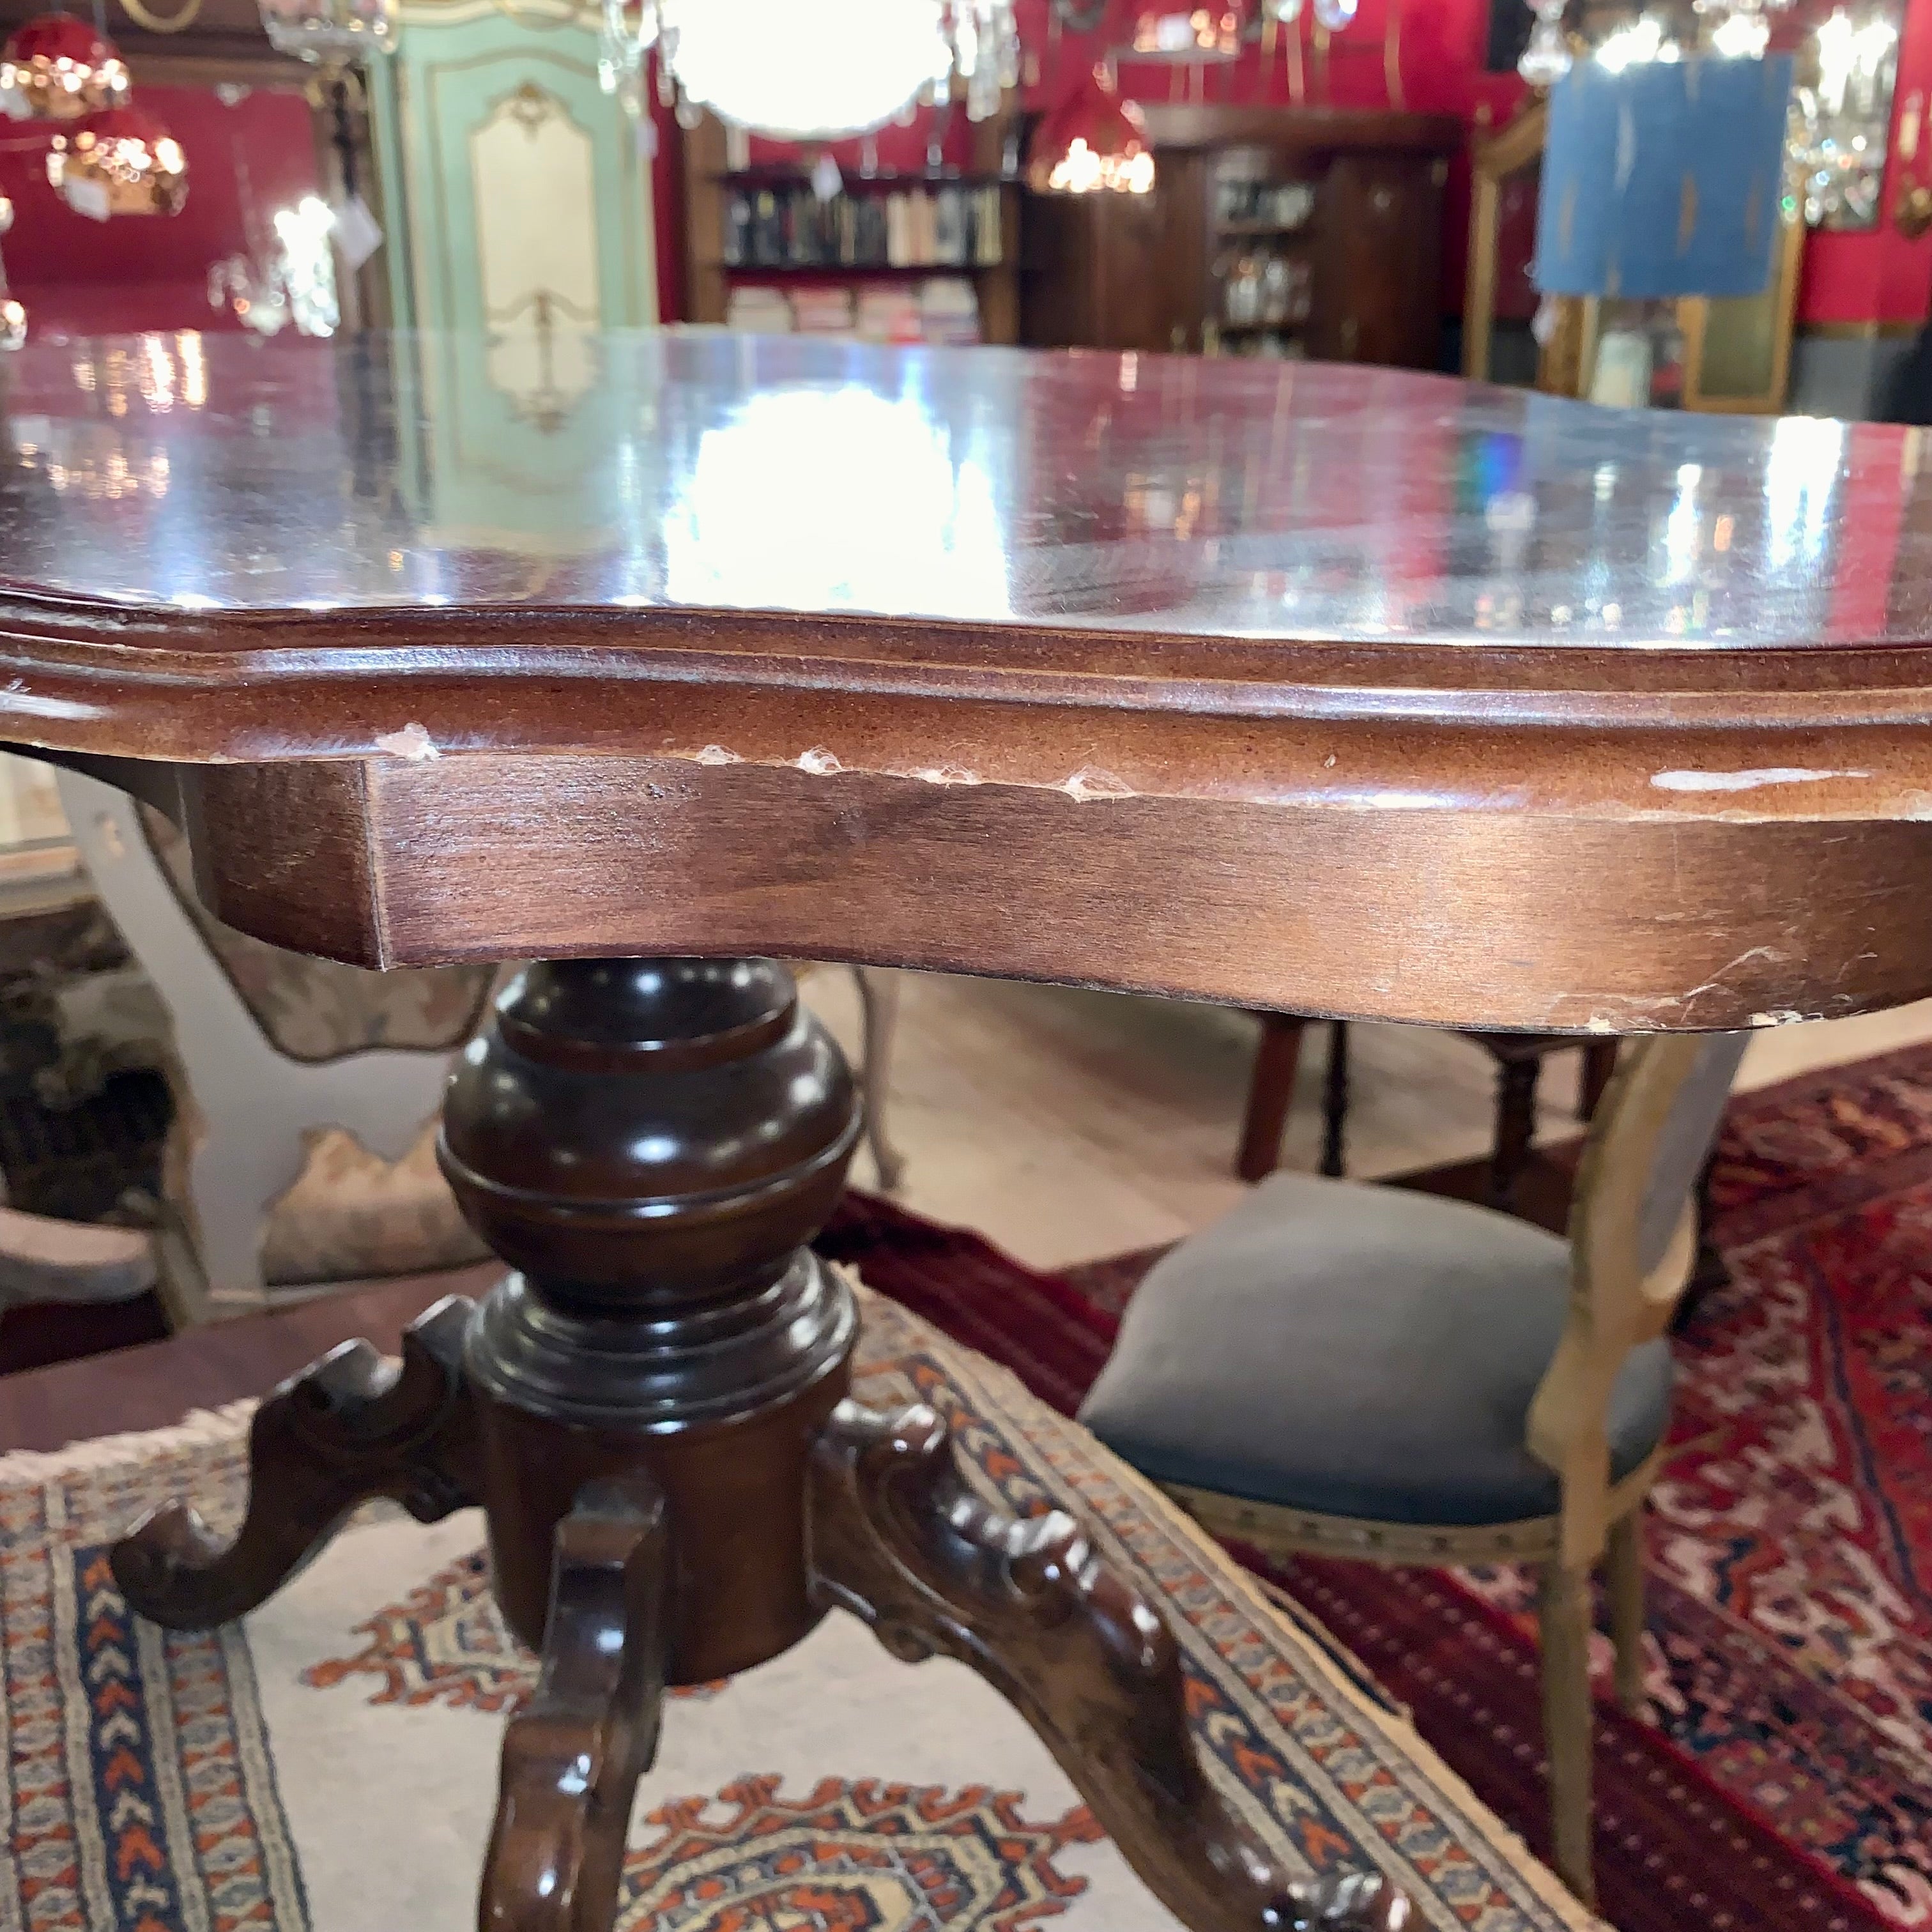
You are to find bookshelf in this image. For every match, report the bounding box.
[683,112,1023,346]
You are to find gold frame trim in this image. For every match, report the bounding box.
[1464,99,1806,413]
[1462,99,1546,384]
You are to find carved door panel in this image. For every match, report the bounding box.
[377,6,655,336]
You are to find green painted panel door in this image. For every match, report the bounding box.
[384,8,654,335]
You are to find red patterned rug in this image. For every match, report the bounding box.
[820,1039,1932,1932]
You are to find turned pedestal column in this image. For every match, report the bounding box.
[441,956,859,1680]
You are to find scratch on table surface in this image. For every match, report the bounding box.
[1649,767,1869,793]
[1572,945,1800,1029]
[796,747,844,776]
[694,744,742,766]
[374,722,440,761]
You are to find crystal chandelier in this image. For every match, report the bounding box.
[601,0,1019,139]
[0,15,128,121]
[256,0,394,65]
[1795,5,1899,227]
[1026,63,1154,193]
[1121,8,1240,61]
[1705,0,1772,60]
[1518,0,1797,86]
[46,105,187,217]
[0,12,188,228]
[208,194,340,335]
[1517,0,1570,86]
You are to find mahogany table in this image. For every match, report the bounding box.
[6,330,1932,1932]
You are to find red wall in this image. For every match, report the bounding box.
[11,9,1920,341]
[694,0,1932,334]
[0,82,323,338]
[704,0,1513,320]
[1799,0,1932,325]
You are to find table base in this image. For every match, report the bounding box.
[105,956,1406,1932]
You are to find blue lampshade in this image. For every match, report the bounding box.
[1535,53,1795,300]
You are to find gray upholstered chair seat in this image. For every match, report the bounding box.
[1079,1172,1674,1527]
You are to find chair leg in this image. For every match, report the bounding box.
[1537,1561,1598,1908]
[851,967,907,1193]
[1579,1040,1618,1121]
[1237,1013,1306,1183]
[1673,1148,1731,1331]
[1489,1056,1540,1212]
[1321,1020,1349,1179]
[1606,1512,1649,1717]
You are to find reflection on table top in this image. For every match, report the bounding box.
[0,327,1920,657]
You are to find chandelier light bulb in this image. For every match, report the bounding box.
[254,0,395,65]
[1710,6,1770,58]
[1312,0,1356,29]
[650,0,1018,139]
[1122,8,1240,63]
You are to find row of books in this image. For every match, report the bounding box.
[721,184,1006,270]
[724,277,983,345]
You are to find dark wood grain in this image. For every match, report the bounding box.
[482,1475,668,1932]
[112,1296,480,1627]
[441,959,861,1678]
[171,749,1932,1031]
[1237,1013,1307,1183]
[13,328,1921,1928]
[4,336,1932,1027]
[1023,111,1446,364]
[1133,103,1463,151]
[808,1400,1411,1932]
[1308,150,1443,367]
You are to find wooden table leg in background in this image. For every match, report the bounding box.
[111,959,1407,1932]
[1236,1011,1307,1182]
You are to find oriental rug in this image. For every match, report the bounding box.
[0,1285,1595,1932]
[820,1039,1932,1931]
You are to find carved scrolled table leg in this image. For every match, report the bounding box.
[111,1296,479,1628]
[808,1402,1412,1932]
[481,1475,669,1932]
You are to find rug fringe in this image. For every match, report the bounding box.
[0,1397,256,1482]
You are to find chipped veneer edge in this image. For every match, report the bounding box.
[373,721,441,762]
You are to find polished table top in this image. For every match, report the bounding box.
[0,327,1918,653]
[4,329,1931,1029]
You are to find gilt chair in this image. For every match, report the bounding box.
[54,767,500,1325]
[49,769,905,1327]
[1083,1031,1747,1906]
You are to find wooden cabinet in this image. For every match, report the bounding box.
[1021,106,1457,369]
